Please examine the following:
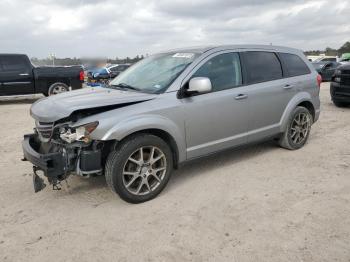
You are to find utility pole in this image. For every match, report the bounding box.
[49,53,56,66]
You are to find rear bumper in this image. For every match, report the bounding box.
[22,134,65,180]
[71,81,83,90]
[330,82,350,102]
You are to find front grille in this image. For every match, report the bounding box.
[341,76,350,85]
[36,121,54,141]
[341,70,350,75]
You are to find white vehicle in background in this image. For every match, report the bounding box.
[308,56,337,63]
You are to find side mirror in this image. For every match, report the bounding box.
[324,63,332,69]
[187,77,212,95]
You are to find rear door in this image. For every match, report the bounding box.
[240,51,293,142]
[0,55,34,95]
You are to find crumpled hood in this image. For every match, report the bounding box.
[31,87,157,122]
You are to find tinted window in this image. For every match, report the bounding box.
[279,53,311,77]
[242,51,282,84]
[192,52,242,92]
[110,66,119,72]
[1,55,29,72]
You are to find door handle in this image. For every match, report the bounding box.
[19,73,29,76]
[283,84,294,89]
[235,94,248,100]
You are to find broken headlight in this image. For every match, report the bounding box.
[59,121,99,143]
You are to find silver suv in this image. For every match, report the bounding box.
[22,45,321,203]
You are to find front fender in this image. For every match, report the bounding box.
[279,92,319,132]
[101,114,187,162]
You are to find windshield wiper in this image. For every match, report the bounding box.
[110,83,141,91]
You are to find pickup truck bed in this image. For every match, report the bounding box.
[0,54,84,96]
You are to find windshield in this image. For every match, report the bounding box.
[109,52,200,93]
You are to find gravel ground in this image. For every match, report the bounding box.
[0,83,349,262]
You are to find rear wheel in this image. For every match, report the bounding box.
[105,134,173,203]
[279,106,313,150]
[47,82,69,96]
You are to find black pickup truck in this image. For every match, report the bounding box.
[330,63,350,107]
[0,54,84,96]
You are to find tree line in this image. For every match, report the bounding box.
[304,41,350,56]
[30,55,145,66]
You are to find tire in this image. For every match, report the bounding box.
[47,82,69,96]
[333,101,348,108]
[105,134,173,204]
[279,106,313,150]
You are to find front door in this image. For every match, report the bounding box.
[0,55,34,96]
[180,51,250,159]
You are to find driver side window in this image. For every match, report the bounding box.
[192,52,242,92]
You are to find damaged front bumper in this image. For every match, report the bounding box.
[22,134,66,192]
[22,133,102,193]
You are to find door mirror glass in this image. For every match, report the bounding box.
[187,77,212,95]
[324,63,332,69]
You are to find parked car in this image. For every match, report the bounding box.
[330,64,350,107]
[312,61,341,81]
[313,56,337,63]
[108,64,131,78]
[22,45,320,203]
[0,54,84,96]
[307,56,337,62]
[87,64,130,83]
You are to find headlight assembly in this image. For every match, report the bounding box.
[60,121,99,143]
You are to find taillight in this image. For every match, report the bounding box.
[79,71,84,81]
[316,74,322,88]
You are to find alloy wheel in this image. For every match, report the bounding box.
[122,146,167,196]
[289,112,311,145]
[51,85,67,95]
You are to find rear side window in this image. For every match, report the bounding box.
[279,53,311,77]
[0,55,29,72]
[242,51,282,84]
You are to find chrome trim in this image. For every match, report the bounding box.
[3,81,32,85]
[35,121,54,142]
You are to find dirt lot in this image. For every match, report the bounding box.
[0,83,349,262]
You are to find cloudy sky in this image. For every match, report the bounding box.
[0,0,349,58]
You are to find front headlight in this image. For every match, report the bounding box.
[60,121,99,143]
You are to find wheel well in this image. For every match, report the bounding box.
[297,101,315,121]
[49,81,69,88]
[118,129,180,169]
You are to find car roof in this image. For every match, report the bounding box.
[339,63,350,69]
[0,53,27,56]
[107,64,130,68]
[157,44,302,55]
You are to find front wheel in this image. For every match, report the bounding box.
[105,134,173,203]
[279,106,313,150]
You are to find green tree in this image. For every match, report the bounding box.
[338,41,350,55]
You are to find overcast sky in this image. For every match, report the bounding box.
[0,0,349,58]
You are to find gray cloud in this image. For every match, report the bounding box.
[0,0,348,58]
